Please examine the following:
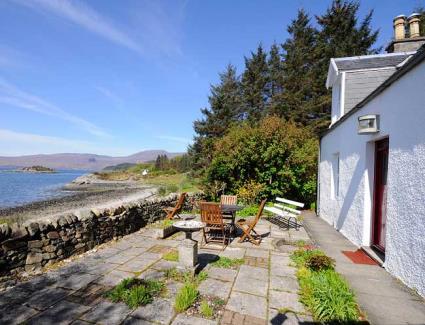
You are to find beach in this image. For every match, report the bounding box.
[0,173,157,224]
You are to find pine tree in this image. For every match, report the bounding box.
[266,43,284,114]
[312,0,380,132]
[241,44,269,122]
[279,9,318,124]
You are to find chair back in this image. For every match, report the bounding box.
[176,192,187,211]
[249,199,267,229]
[220,195,237,206]
[200,202,224,226]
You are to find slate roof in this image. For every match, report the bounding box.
[334,53,413,71]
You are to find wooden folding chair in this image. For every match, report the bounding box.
[200,202,229,249]
[236,199,267,245]
[164,192,187,220]
[220,195,237,220]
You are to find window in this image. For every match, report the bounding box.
[331,153,340,199]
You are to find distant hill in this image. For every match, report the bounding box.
[0,150,183,171]
[102,163,138,172]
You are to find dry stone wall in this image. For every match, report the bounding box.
[0,193,202,288]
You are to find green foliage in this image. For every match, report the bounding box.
[164,268,208,286]
[106,278,165,308]
[206,117,318,204]
[158,186,167,196]
[200,300,214,318]
[163,250,178,262]
[236,180,265,204]
[297,267,359,322]
[236,205,259,217]
[174,282,199,312]
[211,257,244,269]
[305,254,335,271]
[290,249,325,268]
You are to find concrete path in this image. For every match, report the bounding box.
[0,218,314,325]
[303,211,425,325]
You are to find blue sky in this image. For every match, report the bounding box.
[0,0,422,156]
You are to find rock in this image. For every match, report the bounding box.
[26,223,40,236]
[58,216,68,227]
[47,231,59,239]
[28,240,43,249]
[10,223,28,238]
[65,215,74,224]
[0,223,11,239]
[76,209,94,221]
[43,245,56,253]
[2,238,26,252]
[26,252,42,265]
[42,252,56,260]
[25,263,41,272]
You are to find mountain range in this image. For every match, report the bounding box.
[0,150,182,171]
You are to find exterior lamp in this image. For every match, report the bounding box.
[358,114,379,134]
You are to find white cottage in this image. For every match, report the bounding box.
[318,14,425,297]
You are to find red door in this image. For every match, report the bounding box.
[372,138,389,252]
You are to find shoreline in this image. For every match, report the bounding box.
[0,173,158,224]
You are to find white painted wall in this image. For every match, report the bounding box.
[319,59,425,297]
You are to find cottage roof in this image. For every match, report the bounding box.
[326,52,415,88]
[322,44,425,137]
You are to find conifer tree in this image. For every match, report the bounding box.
[266,43,284,114]
[241,44,269,122]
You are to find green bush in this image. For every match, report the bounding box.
[237,180,265,204]
[305,254,335,271]
[174,282,199,312]
[205,117,318,205]
[290,249,325,268]
[106,278,165,308]
[297,267,359,322]
[237,205,258,217]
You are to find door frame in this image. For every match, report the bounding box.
[371,137,389,253]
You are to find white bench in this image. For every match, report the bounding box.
[265,197,304,230]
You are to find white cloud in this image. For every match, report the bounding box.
[95,86,123,107]
[13,0,143,54]
[0,78,108,137]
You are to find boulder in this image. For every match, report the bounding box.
[26,252,42,265]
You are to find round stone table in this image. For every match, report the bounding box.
[173,220,205,272]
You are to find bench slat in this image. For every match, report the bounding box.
[276,197,304,208]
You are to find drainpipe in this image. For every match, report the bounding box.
[316,138,321,216]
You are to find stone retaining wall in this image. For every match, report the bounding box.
[0,193,202,287]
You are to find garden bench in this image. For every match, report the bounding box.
[265,197,304,230]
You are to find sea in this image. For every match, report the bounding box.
[0,167,87,208]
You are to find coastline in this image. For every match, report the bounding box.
[0,173,158,224]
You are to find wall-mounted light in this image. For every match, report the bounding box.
[358,114,379,134]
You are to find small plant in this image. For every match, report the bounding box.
[200,300,214,318]
[211,256,244,269]
[174,282,199,312]
[167,184,179,193]
[163,250,179,262]
[164,268,207,285]
[197,270,208,283]
[236,180,265,204]
[106,278,165,308]
[290,248,325,268]
[158,186,167,196]
[305,254,335,271]
[294,240,306,247]
[236,205,258,217]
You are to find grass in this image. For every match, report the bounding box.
[105,278,165,308]
[164,268,208,285]
[200,300,214,318]
[290,249,361,322]
[174,282,199,312]
[163,250,179,262]
[211,256,244,269]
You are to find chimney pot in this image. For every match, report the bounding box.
[408,13,421,38]
[393,15,407,40]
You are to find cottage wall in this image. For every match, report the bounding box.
[319,59,425,297]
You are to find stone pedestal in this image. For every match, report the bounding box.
[178,238,198,273]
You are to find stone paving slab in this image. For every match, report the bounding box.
[221,309,266,325]
[270,275,299,293]
[238,265,267,280]
[171,314,218,325]
[245,248,269,258]
[106,253,136,264]
[27,300,91,325]
[269,290,305,313]
[66,282,109,306]
[131,298,174,324]
[55,272,100,291]
[0,304,39,325]
[198,278,232,300]
[268,308,314,325]
[81,300,131,324]
[123,316,156,324]
[207,267,237,282]
[270,264,296,278]
[24,287,71,310]
[96,269,135,286]
[233,274,268,297]
[117,256,159,273]
[226,291,267,319]
[219,247,246,259]
[137,269,165,281]
[151,259,179,271]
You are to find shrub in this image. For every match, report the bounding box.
[237,180,265,204]
[200,300,214,318]
[290,249,325,268]
[297,268,359,322]
[236,205,258,217]
[174,282,199,312]
[305,254,335,271]
[106,278,165,308]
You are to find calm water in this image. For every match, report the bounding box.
[0,167,87,208]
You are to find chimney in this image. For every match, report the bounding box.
[408,13,421,38]
[393,15,406,40]
[386,13,425,53]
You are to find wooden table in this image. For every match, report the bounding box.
[221,204,244,236]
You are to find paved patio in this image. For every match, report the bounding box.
[0,217,314,325]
